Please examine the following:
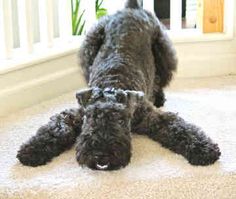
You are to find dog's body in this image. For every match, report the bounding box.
[17,0,221,170]
[81,4,176,107]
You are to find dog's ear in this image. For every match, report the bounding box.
[125,90,144,105]
[76,88,93,107]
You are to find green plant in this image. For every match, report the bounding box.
[95,0,107,19]
[71,0,86,35]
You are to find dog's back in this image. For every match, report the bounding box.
[80,0,177,101]
[84,1,157,97]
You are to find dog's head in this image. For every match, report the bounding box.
[75,87,144,170]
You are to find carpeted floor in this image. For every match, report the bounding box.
[0,76,236,199]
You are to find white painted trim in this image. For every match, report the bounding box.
[0,67,78,96]
[224,0,235,36]
[38,0,54,48]
[0,71,86,117]
[177,53,236,78]
[18,0,34,54]
[1,0,13,59]
[0,37,82,75]
[170,0,182,31]
[168,29,234,43]
[58,0,73,41]
[0,53,86,117]
[0,0,5,60]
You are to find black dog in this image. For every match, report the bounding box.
[17,0,220,170]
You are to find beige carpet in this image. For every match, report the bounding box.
[0,76,236,199]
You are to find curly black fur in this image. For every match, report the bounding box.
[75,87,143,170]
[75,101,132,170]
[153,89,166,108]
[17,0,220,170]
[125,0,141,9]
[17,108,83,166]
[131,101,221,166]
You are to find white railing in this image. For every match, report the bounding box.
[170,0,182,31]
[0,0,75,67]
[0,0,13,59]
[0,0,235,71]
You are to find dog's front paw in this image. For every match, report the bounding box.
[17,143,50,167]
[16,126,56,167]
[186,141,221,166]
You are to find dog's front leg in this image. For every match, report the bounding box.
[132,102,221,165]
[17,108,84,167]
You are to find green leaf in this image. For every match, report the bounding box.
[71,0,86,35]
[96,0,99,11]
[78,21,86,35]
[98,0,104,9]
[72,0,80,34]
[96,8,107,19]
[75,10,85,35]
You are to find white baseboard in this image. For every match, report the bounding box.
[0,51,236,117]
[0,53,86,117]
[177,53,236,78]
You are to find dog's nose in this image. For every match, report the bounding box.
[95,156,110,170]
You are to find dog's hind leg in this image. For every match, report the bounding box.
[132,102,221,165]
[151,20,177,88]
[17,108,84,167]
[151,19,178,107]
[152,87,166,108]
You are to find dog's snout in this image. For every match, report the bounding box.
[94,156,110,170]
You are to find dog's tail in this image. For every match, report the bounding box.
[125,0,142,9]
